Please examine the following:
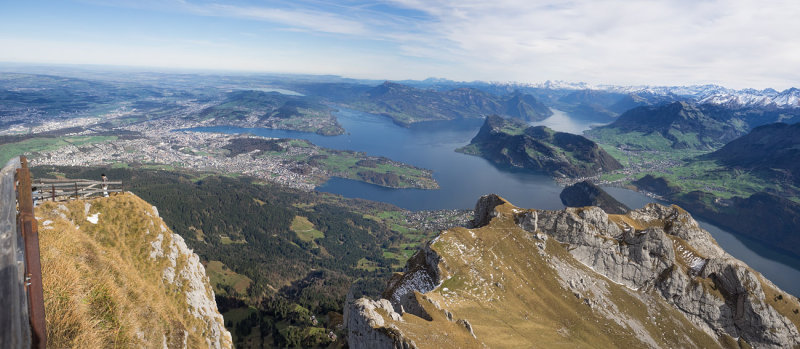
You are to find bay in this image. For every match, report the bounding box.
[188,108,800,296]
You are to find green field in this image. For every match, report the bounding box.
[220,235,247,245]
[589,128,674,150]
[362,209,439,268]
[260,139,439,189]
[597,141,797,200]
[639,160,790,199]
[0,136,116,164]
[206,260,253,296]
[290,215,325,242]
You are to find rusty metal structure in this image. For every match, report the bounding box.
[32,178,124,202]
[0,156,46,348]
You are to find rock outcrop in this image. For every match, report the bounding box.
[347,194,800,348]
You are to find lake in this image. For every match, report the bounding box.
[188,108,800,296]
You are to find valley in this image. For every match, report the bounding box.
[4,68,800,348]
[6,2,800,348]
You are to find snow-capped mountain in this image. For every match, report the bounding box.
[698,87,800,108]
[537,82,800,108]
[422,77,799,108]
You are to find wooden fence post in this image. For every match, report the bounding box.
[16,156,46,348]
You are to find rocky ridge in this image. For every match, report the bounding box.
[346,195,800,348]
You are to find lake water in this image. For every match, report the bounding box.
[530,108,607,134]
[188,109,800,296]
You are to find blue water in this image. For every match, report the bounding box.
[190,109,566,211]
[187,109,800,296]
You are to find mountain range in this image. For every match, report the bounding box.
[586,102,748,150]
[348,82,552,126]
[488,80,800,109]
[585,101,800,151]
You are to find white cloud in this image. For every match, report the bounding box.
[196,4,369,35]
[6,0,799,88]
[383,0,800,88]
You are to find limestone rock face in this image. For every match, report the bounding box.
[530,203,800,348]
[347,195,800,349]
[469,194,506,228]
[346,298,415,349]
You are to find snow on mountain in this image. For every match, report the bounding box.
[773,88,800,107]
[422,77,799,108]
[538,82,799,108]
[494,80,596,90]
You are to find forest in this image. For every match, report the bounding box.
[31,165,449,347]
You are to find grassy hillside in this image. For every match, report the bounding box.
[37,193,231,348]
[586,102,748,151]
[31,166,462,347]
[0,135,117,164]
[351,199,744,348]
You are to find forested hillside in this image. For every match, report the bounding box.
[31,166,465,347]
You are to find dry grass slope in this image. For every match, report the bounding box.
[355,199,799,348]
[37,193,232,348]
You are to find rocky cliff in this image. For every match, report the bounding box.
[346,195,800,348]
[457,115,623,177]
[37,193,232,348]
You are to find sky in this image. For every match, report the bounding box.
[0,0,798,89]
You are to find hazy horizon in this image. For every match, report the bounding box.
[1,1,799,89]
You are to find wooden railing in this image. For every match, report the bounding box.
[0,156,46,348]
[32,178,124,203]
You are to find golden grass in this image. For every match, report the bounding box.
[37,193,230,348]
[376,199,723,348]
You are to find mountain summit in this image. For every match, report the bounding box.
[347,195,800,348]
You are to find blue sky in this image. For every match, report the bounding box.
[1,0,798,89]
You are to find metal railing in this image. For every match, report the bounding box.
[32,178,124,203]
[0,156,46,348]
